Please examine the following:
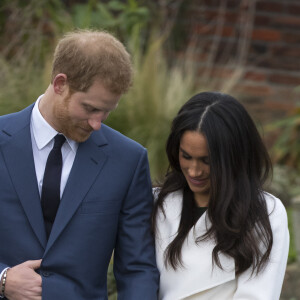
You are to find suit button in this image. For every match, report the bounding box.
[42,271,51,277]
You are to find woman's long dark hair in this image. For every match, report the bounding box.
[152,92,273,276]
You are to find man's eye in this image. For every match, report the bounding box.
[182,154,191,160]
[84,105,98,113]
[84,105,92,112]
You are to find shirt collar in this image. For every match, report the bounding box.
[31,95,78,152]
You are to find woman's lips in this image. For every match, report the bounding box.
[188,176,208,186]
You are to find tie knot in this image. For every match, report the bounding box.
[53,134,66,149]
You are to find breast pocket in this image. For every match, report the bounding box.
[79,200,119,215]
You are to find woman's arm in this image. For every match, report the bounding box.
[233,196,289,300]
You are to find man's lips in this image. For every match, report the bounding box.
[79,126,93,133]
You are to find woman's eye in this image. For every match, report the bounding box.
[182,154,191,160]
[202,157,210,165]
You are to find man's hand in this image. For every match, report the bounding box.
[4,259,42,300]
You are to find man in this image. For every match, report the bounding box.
[0,30,159,299]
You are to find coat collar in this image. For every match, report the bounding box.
[155,190,235,300]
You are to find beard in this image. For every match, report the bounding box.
[53,95,93,143]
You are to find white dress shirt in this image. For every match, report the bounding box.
[31,95,78,198]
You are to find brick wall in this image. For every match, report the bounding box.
[172,0,300,124]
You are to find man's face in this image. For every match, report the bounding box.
[53,81,121,142]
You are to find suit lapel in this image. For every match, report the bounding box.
[0,109,47,249]
[45,132,108,254]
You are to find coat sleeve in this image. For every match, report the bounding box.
[233,196,289,300]
[113,148,159,300]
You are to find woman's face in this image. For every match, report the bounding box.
[179,131,210,207]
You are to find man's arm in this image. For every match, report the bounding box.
[2,260,42,300]
[113,149,159,300]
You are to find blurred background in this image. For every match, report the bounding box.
[0,0,299,298]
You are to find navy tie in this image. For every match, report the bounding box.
[41,134,66,239]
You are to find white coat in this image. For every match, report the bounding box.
[155,190,289,300]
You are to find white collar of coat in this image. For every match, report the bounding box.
[155,190,236,300]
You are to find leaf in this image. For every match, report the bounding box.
[107,0,126,11]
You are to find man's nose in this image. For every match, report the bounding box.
[88,118,102,131]
[88,112,110,131]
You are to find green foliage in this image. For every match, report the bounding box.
[106,35,198,180]
[0,0,152,115]
[71,0,150,42]
[266,104,300,201]
[108,292,117,300]
[0,0,69,62]
[107,262,117,298]
[0,0,71,114]
[267,106,300,173]
[0,57,48,114]
[287,207,297,264]
[269,165,300,207]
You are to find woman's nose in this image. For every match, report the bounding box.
[188,164,203,178]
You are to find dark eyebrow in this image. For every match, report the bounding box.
[179,147,209,160]
[179,147,190,156]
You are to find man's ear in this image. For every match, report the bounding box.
[53,73,68,95]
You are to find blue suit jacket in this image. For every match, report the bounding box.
[0,104,159,299]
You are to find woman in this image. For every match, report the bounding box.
[153,92,289,300]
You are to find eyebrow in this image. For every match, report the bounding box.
[83,103,118,112]
[179,147,189,155]
[179,147,209,160]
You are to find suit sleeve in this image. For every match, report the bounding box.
[113,148,159,300]
[233,197,289,300]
